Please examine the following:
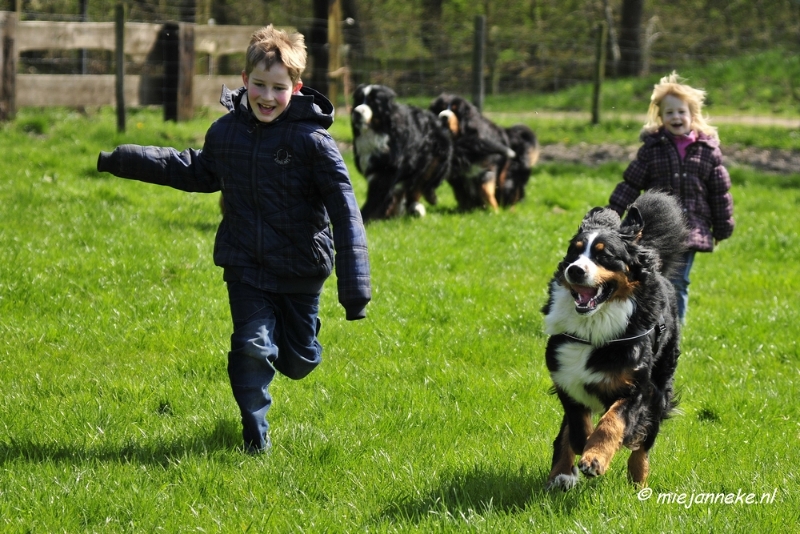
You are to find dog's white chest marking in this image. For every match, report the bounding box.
[545,276,635,413]
[354,127,390,178]
[550,342,606,413]
[545,280,633,342]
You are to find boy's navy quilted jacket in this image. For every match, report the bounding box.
[97,85,371,319]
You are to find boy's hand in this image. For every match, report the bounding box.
[345,305,367,321]
[97,151,114,173]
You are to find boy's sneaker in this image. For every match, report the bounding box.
[244,435,272,455]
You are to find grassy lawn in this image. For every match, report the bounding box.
[0,105,798,532]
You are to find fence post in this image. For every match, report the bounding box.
[162,22,195,121]
[1,11,17,122]
[115,2,125,132]
[177,22,195,120]
[472,15,485,112]
[592,21,607,125]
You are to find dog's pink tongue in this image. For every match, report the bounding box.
[574,286,597,306]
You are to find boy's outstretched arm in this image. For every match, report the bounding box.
[97,144,219,193]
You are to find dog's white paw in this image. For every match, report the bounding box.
[412,202,426,217]
[546,467,579,491]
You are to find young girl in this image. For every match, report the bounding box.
[608,71,734,322]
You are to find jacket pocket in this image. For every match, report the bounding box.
[311,227,334,274]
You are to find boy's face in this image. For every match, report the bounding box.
[660,94,692,136]
[242,60,302,123]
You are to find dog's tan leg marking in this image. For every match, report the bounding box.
[579,400,626,477]
[627,448,650,486]
[480,180,499,212]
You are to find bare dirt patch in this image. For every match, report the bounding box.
[539,142,800,174]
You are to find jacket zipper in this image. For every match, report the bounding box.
[666,135,685,205]
[252,126,263,263]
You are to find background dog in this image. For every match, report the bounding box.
[499,124,540,207]
[429,93,513,212]
[429,94,538,211]
[541,191,689,490]
[351,84,452,221]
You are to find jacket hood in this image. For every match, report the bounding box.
[219,85,335,130]
[641,126,720,149]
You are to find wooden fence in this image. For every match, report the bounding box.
[0,11,265,121]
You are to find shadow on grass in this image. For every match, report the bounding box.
[0,418,243,467]
[374,463,584,523]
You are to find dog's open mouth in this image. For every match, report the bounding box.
[570,282,614,314]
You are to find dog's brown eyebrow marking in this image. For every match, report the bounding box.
[594,242,605,251]
[574,240,584,249]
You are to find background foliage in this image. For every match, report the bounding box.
[9,0,800,98]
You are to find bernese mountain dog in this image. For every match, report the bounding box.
[351,84,452,221]
[500,124,540,207]
[429,94,538,211]
[541,191,689,490]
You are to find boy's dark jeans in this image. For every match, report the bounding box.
[226,281,322,452]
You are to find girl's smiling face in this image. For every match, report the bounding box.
[659,94,693,136]
[242,60,302,123]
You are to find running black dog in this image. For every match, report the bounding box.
[430,94,538,211]
[351,84,452,221]
[542,191,688,490]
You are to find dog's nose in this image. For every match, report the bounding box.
[567,265,586,281]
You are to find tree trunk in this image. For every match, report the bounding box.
[618,0,643,77]
[210,0,232,74]
[421,0,444,54]
[602,0,620,77]
[308,0,330,95]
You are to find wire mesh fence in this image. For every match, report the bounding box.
[5,1,800,104]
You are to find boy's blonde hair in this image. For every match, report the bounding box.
[245,25,306,84]
[643,71,718,139]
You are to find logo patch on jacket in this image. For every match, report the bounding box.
[274,147,293,165]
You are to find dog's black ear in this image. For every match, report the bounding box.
[621,206,644,240]
[353,84,365,100]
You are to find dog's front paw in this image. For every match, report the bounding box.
[578,454,608,478]
[545,466,579,491]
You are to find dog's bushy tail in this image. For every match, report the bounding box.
[621,191,689,279]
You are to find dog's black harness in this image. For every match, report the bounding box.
[558,314,667,348]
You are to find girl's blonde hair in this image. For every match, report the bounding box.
[245,25,306,84]
[642,71,718,139]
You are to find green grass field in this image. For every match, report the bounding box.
[0,101,798,532]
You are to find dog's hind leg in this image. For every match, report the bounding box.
[480,175,499,212]
[627,448,650,486]
[579,399,627,478]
